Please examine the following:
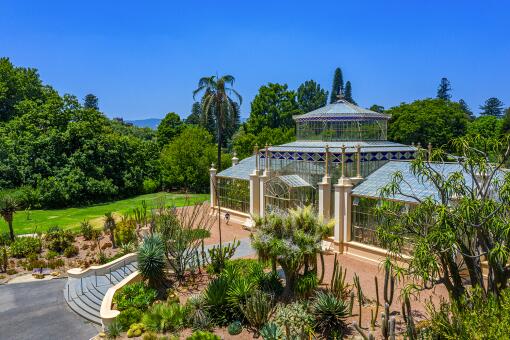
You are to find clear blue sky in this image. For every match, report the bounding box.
[1,1,509,120]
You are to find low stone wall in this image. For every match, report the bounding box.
[100,270,142,329]
[67,253,137,278]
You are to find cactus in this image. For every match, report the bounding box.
[381,303,391,340]
[374,276,380,323]
[354,274,364,324]
[353,321,375,340]
[348,291,355,316]
[384,263,395,307]
[319,251,325,284]
[401,295,416,340]
[389,316,396,340]
[370,309,376,331]
[330,256,348,298]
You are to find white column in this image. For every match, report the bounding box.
[250,170,261,216]
[259,173,267,218]
[209,164,217,209]
[334,177,353,253]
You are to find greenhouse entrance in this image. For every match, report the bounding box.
[264,175,316,214]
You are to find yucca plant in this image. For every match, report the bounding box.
[242,290,273,335]
[226,278,255,313]
[204,276,230,324]
[138,234,167,288]
[310,290,348,339]
[142,302,185,333]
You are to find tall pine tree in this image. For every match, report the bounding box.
[185,102,202,125]
[329,67,344,103]
[344,81,356,104]
[84,94,99,110]
[480,97,504,117]
[459,99,474,119]
[436,77,452,101]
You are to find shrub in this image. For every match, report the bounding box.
[142,303,185,333]
[115,219,137,246]
[227,321,243,335]
[204,276,230,325]
[106,320,123,339]
[428,287,510,339]
[63,245,79,258]
[258,271,284,296]
[45,250,59,260]
[21,257,46,271]
[185,331,220,340]
[127,323,145,338]
[141,332,158,340]
[9,237,41,258]
[45,227,75,253]
[117,307,143,331]
[47,258,65,269]
[1,246,8,272]
[143,178,159,194]
[138,234,166,288]
[260,322,283,340]
[226,278,255,315]
[0,232,12,246]
[273,302,314,338]
[185,294,213,331]
[310,290,348,338]
[206,240,240,275]
[80,221,99,241]
[242,290,273,333]
[114,282,157,311]
[6,268,17,275]
[295,272,319,298]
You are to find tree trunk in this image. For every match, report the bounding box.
[110,231,116,248]
[8,218,14,241]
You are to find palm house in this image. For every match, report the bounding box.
[210,98,421,261]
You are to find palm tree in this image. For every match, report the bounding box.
[0,194,18,241]
[193,75,242,171]
[103,212,117,248]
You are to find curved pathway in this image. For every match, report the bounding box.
[0,278,99,340]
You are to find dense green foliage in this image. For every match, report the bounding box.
[296,80,328,113]
[310,291,348,338]
[113,282,158,311]
[0,58,160,208]
[156,112,184,147]
[428,288,510,339]
[160,126,223,192]
[142,302,185,333]
[8,236,41,258]
[387,98,469,148]
[343,80,355,104]
[467,115,504,139]
[232,126,294,160]
[138,234,167,288]
[245,83,300,134]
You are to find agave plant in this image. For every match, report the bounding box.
[242,290,273,334]
[204,276,230,324]
[138,234,166,288]
[226,278,255,312]
[310,290,348,338]
[260,322,283,340]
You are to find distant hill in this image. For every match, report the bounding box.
[126,118,161,129]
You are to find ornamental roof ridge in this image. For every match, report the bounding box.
[293,99,390,121]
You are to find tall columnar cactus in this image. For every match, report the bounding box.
[331,256,348,298]
[384,263,395,307]
[353,321,375,340]
[389,316,396,340]
[401,295,416,340]
[354,273,364,325]
[381,303,391,340]
[348,291,355,316]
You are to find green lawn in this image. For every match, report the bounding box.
[0,192,209,235]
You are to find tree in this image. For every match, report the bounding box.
[185,102,202,125]
[103,212,117,248]
[436,77,452,101]
[160,125,224,192]
[480,97,504,117]
[252,206,329,296]
[296,80,328,113]
[155,203,213,282]
[377,135,510,300]
[245,83,300,135]
[329,68,344,103]
[232,127,295,160]
[193,75,242,172]
[0,57,43,121]
[0,193,18,241]
[84,94,99,110]
[467,116,503,139]
[459,99,474,119]
[502,108,510,135]
[343,81,356,104]
[156,112,183,146]
[369,104,385,113]
[387,99,469,148]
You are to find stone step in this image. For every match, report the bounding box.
[66,297,102,325]
[77,291,101,312]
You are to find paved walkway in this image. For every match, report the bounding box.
[0,279,99,340]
